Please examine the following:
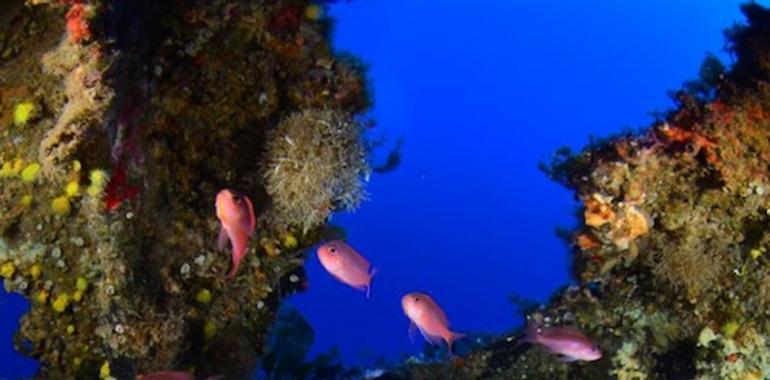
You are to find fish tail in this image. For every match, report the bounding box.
[226,232,248,279]
[365,277,374,298]
[365,268,378,299]
[447,331,465,355]
[445,331,465,355]
[520,320,540,345]
[226,263,239,279]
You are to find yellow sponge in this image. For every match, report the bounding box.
[13,102,36,126]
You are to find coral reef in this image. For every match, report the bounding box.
[263,109,370,232]
[0,0,370,378]
[386,3,770,380]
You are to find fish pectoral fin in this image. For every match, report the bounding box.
[217,226,229,251]
[408,322,418,344]
[555,355,579,363]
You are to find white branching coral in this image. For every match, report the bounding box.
[264,109,370,232]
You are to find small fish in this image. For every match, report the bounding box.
[316,240,377,298]
[522,323,602,362]
[215,189,256,278]
[401,292,465,354]
[373,138,404,174]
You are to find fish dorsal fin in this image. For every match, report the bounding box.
[544,326,588,340]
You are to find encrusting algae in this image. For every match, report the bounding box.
[0,0,371,378]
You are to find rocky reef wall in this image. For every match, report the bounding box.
[0,1,370,378]
[396,3,770,380]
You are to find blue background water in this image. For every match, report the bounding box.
[288,0,756,367]
[0,1,762,377]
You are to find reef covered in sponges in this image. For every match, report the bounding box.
[388,3,770,380]
[0,0,370,378]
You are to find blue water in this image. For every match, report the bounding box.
[288,0,755,367]
[0,292,36,377]
[0,1,761,377]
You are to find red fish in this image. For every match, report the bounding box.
[215,189,256,278]
[401,292,465,354]
[522,323,602,362]
[316,240,377,298]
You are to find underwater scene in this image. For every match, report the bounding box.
[3,0,770,379]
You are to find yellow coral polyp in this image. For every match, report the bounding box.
[195,289,212,304]
[99,361,110,379]
[305,4,323,20]
[203,320,217,340]
[261,239,279,257]
[76,276,88,291]
[72,160,81,172]
[66,324,75,334]
[282,234,298,249]
[51,195,71,215]
[29,264,41,280]
[20,194,33,207]
[72,290,84,302]
[36,290,49,303]
[0,262,16,279]
[13,101,36,126]
[65,181,80,197]
[20,162,40,183]
[52,293,70,313]
[0,158,24,178]
[87,169,108,197]
[722,321,740,338]
[0,163,12,178]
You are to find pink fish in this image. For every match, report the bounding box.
[215,189,256,278]
[401,292,465,354]
[316,240,377,298]
[522,323,602,362]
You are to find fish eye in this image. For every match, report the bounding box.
[231,194,240,202]
[329,246,337,254]
[414,297,420,302]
